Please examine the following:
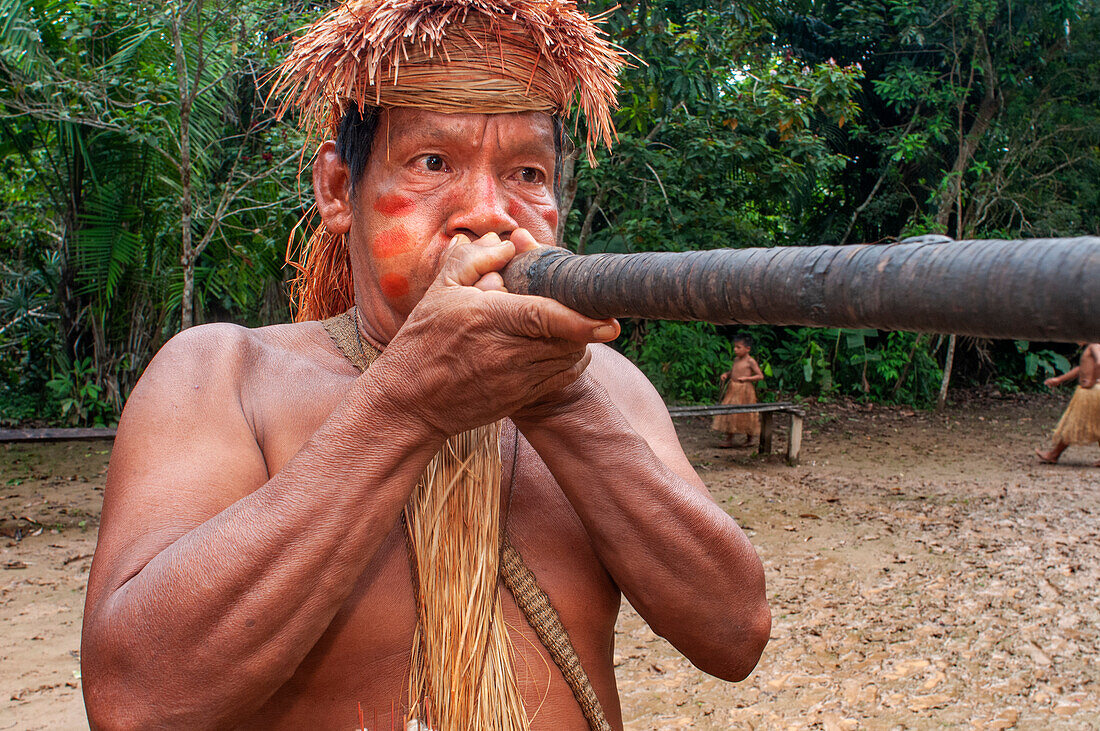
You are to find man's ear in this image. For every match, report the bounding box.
[313,140,353,235]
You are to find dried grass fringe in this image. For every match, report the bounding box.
[287,220,355,322]
[1054,385,1100,445]
[404,421,530,730]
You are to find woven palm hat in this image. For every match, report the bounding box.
[274,0,628,159]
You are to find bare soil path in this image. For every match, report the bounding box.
[3,392,1099,729]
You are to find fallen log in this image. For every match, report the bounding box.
[500,236,1100,342]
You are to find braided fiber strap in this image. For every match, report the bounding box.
[500,543,612,731]
[321,311,610,730]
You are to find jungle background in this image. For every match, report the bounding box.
[2,0,1098,426]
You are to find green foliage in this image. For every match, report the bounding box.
[0,0,305,423]
[746,327,942,405]
[1016,341,1072,379]
[625,321,733,404]
[570,0,864,255]
[0,0,1096,423]
[47,355,115,427]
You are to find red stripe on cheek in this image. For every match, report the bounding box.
[373,194,415,217]
[541,208,559,230]
[379,273,410,300]
[371,227,412,259]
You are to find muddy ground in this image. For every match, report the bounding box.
[3,392,1099,729]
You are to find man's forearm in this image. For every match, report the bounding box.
[514,385,769,681]
[83,370,441,727]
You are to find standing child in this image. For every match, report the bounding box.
[713,333,765,448]
[1036,342,1100,466]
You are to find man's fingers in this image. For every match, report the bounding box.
[473,272,507,292]
[439,236,515,287]
[510,228,542,254]
[488,293,619,343]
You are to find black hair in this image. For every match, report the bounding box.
[733,333,753,349]
[335,106,569,201]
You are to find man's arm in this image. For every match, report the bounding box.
[513,346,770,682]
[82,324,442,728]
[82,240,615,728]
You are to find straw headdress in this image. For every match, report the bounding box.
[274,0,627,156]
[275,0,628,322]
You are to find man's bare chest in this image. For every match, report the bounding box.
[239,367,621,725]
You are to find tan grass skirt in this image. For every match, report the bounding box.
[711,381,760,436]
[1053,385,1100,445]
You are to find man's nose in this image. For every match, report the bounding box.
[446,171,516,241]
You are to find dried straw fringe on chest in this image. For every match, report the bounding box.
[404,421,529,729]
[323,309,610,730]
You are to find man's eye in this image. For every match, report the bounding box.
[517,167,545,184]
[420,155,446,172]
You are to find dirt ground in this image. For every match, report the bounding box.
[3,391,1100,730]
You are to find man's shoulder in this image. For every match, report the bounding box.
[156,320,333,370]
[586,344,666,414]
[134,320,340,403]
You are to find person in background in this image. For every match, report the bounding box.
[1036,342,1100,466]
[713,333,765,448]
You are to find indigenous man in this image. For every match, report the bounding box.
[1036,342,1100,466]
[80,1,770,728]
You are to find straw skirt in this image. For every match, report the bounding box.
[712,381,760,436]
[1053,385,1100,445]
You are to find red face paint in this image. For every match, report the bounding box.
[541,207,559,230]
[371,227,413,259]
[379,273,410,300]
[373,194,415,218]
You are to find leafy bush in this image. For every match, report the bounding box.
[46,355,116,427]
[624,321,733,404]
[708,326,942,405]
[1015,340,1072,380]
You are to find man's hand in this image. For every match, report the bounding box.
[1045,376,1060,389]
[375,230,619,438]
[719,372,729,382]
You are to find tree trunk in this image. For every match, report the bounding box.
[181,254,195,330]
[557,152,577,246]
[59,128,84,357]
[576,189,605,255]
[172,3,197,329]
[890,334,925,401]
[934,33,1000,233]
[937,334,956,410]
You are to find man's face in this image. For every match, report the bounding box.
[346,108,560,333]
[734,342,750,357]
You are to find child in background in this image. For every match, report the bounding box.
[713,334,765,448]
[1036,342,1100,466]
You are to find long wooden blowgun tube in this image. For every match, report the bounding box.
[500,237,1100,343]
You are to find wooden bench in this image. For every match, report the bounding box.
[0,427,117,442]
[666,402,805,465]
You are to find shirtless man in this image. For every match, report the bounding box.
[1036,342,1100,466]
[79,2,770,728]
